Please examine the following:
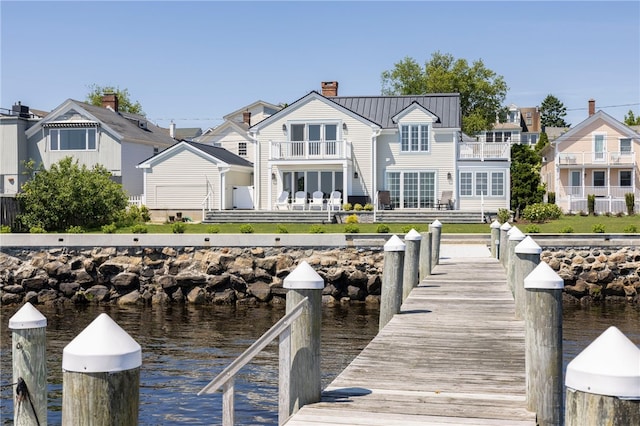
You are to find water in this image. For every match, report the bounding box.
[1,302,638,425]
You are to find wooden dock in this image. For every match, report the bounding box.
[286,246,537,425]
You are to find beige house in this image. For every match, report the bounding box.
[541,100,640,213]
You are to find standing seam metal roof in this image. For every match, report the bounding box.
[328,94,461,129]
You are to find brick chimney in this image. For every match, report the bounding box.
[101,93,119,112]
[588,99,595,117]
[321,81,338,97]
[242,110,251,126]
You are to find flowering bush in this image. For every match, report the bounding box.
[521,203,562,223]
[345,214,359,224]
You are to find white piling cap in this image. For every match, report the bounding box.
[430,219,442,228]
[283,260,324,290]
[500,222,512,231]
[9,302,47,329]
[490,220,502,229]
[566,326,640,398]
[515,236,542,254]
[524,261,564,289]
[404,229,422,241]
[384,234,406,252]
[63,313,141,373]
[508,226,525,241]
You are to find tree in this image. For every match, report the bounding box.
[86,84,144,115]
[381,51,509,134]
[510,144,544,218]
[534,132,550,154]
[17,157,128,232]
[539,94,569,128]
[624,109,640,126]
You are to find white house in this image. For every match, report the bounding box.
[247,81,511,212]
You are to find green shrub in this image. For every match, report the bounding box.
[363,203,374,211]
[101,223,117,234]
[525,224,540,233]
[354,203,363,211]
[376,224,390,233]
[623,225,638,234]
[206,225,220,234]
[172,222,186,234]
[29,226,46,234]
[276,224,288,234]
[309,224,325,234]
[547,192,556,204]
[345,214,359,224]
[592,223,605,233]
[521,203,562,223]
[587,194,596,216]
[625,193,635,216]
[342,202,353,211]
[344,224,360,233]
[560,226,574,234]
[239,224,254,234]
[66,225,85,233]
[131,224,148,234]
[0,225,11,233]
[497,208,511,224]
[401,225,413,233]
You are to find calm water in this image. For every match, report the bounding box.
[1,302,639,425]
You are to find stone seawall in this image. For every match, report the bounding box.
[1,245,638,307]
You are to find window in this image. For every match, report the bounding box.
[594,134,605,161]
[400,124,429,152]
[620,138,631,153]
[476,172,488,196]
[386,171,435,208]
[238,142,247,156]
[593,171,605,187]
[460,172,472,196]
[491,172,504,196]
[620,171,632,186]
[49,128,97,151]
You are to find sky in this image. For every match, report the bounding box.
[1,1,639,132]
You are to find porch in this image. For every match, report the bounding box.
[557,151,636,167]
[269,140,351,161]
[458,142,510,161]
[557,187,640,214]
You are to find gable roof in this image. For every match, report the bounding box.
[553,110,640,147]
[223,100,282,121]
[138,140,253,169]
[25,99,175,147]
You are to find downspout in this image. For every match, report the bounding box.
[248,130,259,210]
[372,127,381,220]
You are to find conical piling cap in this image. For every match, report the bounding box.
[566,326,640,398]
[384,234,406,252]
[283,260,324,289]
[404,229,422,241]
[9,302,47,329]
[490,220,502,229]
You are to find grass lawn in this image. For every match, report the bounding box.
[106,214,639,234]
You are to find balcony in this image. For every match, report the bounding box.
[458,142,510,161]
[270,140,350,161]
[557,151,636,167]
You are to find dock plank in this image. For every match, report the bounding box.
[286,248,537,425]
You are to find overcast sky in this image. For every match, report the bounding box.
[2,1,639,130]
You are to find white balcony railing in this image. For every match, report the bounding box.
[558,151,636,166]
[458,142,510,161]
[270,140,349,161]
[560,186,637,199]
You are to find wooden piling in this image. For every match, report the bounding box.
[524,262,563,426]
[283,261,323,417]
[418,231,432,280]
[514,236,541,320]
[402,229,422,302]
[490,220,501,258]
[499,222,511,267]
[9,302,47,426]
[506,226,525,297]
[429,220,442,267]
[380,235,405,331]
[565,326,640,426]
[62,313,141,426]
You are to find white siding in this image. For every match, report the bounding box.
[144,147,220,210]
[0,117,30,194]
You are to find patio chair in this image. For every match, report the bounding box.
[309,191,325,210]
[275,191,289,210]
[378,190,393,210]
[292,191,308,210]
[436,190,453,210]
[328,191,342,211]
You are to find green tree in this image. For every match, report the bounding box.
[534,132,550,153]
[17,157,128,232]
[86,84,144,115]
[510,144,544,218]
[381,51,508,134]
[539,94,569,128]
[623,109,640,126]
